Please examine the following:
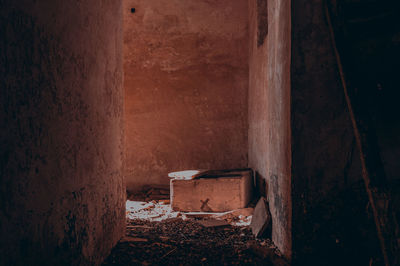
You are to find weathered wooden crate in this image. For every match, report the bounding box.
[170,169,253,212]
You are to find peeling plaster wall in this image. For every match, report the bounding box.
[0,1,125,265]
[123,0,249,191]
[248,0,292,259]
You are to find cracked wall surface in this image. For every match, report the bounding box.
[0,0,125,264]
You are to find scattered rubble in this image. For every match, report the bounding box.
[246,240,288,266]
[103,217,287,266]
[114,182,287,266]
[126,200,181,222]
[103,199,287,265]
[125,200,253,226]
[121,237,149,243]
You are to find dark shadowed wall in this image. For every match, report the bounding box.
[0,0,125,264]
[123,0,249,192]
[331,0,400,184]
[248,0,292,259]
[327,1,400,264]
[290,0,379,265]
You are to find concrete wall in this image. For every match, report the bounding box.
[123,0,249,192]
[290,0,374,264]
[328,2,400,264]
[332,0,400,184]
[291,0,357,215]
[248,0,292,259]
[0,1,125,264]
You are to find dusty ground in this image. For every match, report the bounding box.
[102,200,288,266]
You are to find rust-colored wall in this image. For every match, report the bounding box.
[248,0,292,259]
[0,1,125,264]
[123,0,249,191]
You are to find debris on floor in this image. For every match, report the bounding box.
[183,207,254,227]
[246,240,288,265]
[197,218,230,228]
[125,200,252,226]
[103,199,287,265]
[103,218,287,266]
[121,237,149,243]
[126,200,181,222]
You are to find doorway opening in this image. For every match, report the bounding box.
[104,0,289,265]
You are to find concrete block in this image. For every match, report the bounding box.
[250,197,271,238]
[170,169,253,212]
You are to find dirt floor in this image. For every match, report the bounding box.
[102,200,288,266]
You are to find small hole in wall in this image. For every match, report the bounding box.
[131,8,136,13]
[257,0,268,47]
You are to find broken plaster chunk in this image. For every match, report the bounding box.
[250,197,271,238]
[197,218,230,228]
[168,169,208,180]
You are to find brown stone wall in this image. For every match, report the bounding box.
[123,0,249,192]
[0,1,125,264]
[248,0,292,259]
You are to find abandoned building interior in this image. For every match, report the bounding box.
[1,0,400,265]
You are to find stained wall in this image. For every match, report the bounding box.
[123,0,249,191]
[248,0,292,259]
[0,1,125,264]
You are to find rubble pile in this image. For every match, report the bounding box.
[103,216,287,266]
